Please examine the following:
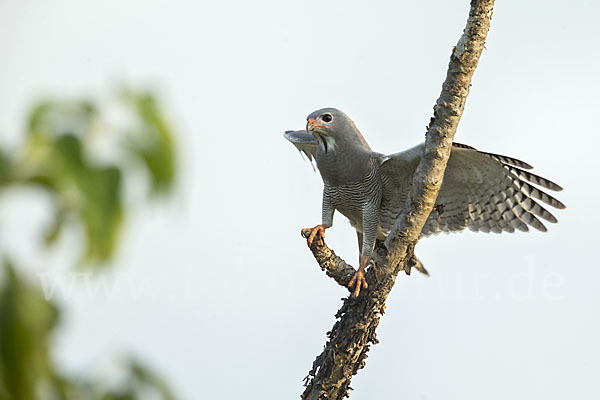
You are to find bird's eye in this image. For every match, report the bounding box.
[321,114,333,123]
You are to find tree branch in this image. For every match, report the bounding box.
[300,1,495,399]
[300,231,357,289]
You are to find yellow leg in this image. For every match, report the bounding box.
[348,255,369,297]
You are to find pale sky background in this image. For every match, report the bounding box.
[1,0,599,399]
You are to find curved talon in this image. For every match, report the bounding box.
[302,224,326,245]
[349,256,369,297]
[348,266,368,297]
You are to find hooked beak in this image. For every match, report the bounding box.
[306,117,326,132]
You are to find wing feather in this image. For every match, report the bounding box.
[380,142,564,238]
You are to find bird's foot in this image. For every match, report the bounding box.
[301,224,327,245]
[348,256,369,297]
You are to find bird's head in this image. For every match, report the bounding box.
[305,108,371,152]
[306,108,346,137]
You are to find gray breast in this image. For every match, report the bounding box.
[325,156,383,233]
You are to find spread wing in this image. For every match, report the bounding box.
[380,143,565,237]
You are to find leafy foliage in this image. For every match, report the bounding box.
[0,90,179,399]
[122,90,176,195]
[0,260,59,400]
[0,92,176,264]
[0,261,177,400]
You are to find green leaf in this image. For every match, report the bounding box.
[53,135,123,262]
[0,259,60,400]
[123,91,176,195]
[0,149,12,188]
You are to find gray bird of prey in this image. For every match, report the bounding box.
[285,108,565,297]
